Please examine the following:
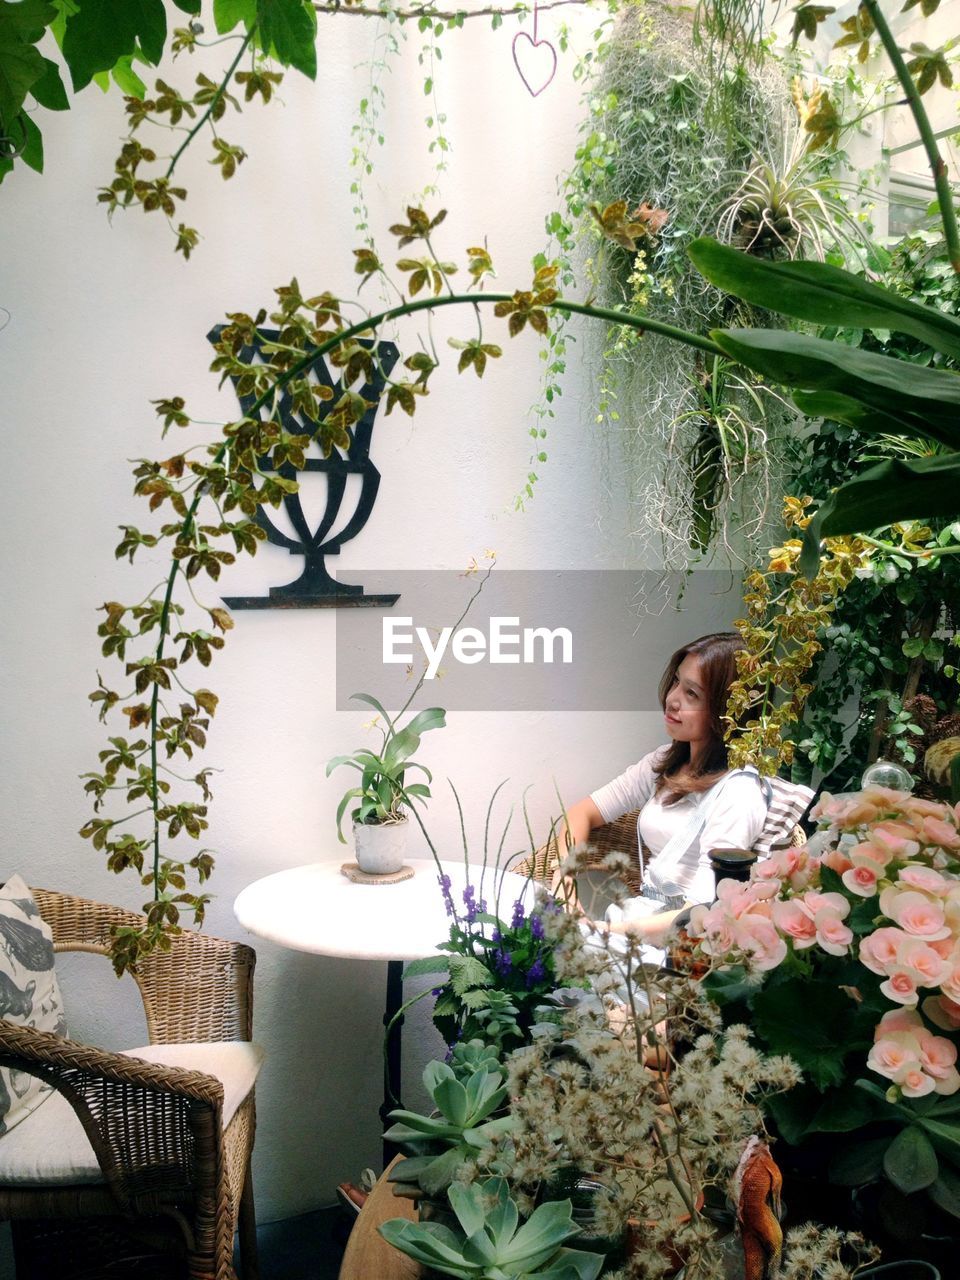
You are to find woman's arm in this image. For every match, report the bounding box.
[550,796,606,911]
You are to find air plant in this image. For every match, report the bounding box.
[718,84,874,262]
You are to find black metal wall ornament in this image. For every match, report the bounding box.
[206,326,401,609]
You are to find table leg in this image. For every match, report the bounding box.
[381,958,404,1166]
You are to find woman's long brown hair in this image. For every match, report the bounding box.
[653,631,745,804]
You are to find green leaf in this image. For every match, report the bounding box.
[448,954,493,995]
[110,53,146,97]
[830,1135,891,1186]
[884,1125,939,1194]
[401,955,450,980]
[791,389,939,445]
[752,977,862,1090]
[690,237,960,360]
[62,0,166,91]
[0,1,53,125]
[172,0,202,13]
[701,964,755,1008]
[928,1165,960,1220]
[403,706,446,738]
[817,454,960,541]
[712,328,960,450]
[433,1075,469,1126]
[256,0,316,79]
[214,0,256,32]
[30,55,68,109]
[19,110,42,171]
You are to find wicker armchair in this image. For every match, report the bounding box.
[0,887,260,1280]
[515,810,805,892]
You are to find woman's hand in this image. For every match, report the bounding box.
[605,906,684,943]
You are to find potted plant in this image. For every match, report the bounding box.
[326,691,445,873]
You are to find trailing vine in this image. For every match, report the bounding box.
[84,205,722,973]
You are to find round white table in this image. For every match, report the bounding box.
[234,857,536,1157]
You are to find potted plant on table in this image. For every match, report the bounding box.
[326,691,445,873]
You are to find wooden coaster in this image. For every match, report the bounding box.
[340,862,415,885]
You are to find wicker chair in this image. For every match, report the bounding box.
[0,887,260,1280]
[515,809,806,892]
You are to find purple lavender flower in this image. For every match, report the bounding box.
[526,955,547,988]
[462,884,486,923]
[530,913,545,941]
[494,949,512,977]
[491,928,501,944]
[511,899,526,928]
[438,873,455,918]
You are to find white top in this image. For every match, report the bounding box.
[233,859,536,962]
[591,746,767,904]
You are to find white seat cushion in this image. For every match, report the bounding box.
[0,1040,264,1186]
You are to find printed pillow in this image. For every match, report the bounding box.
[0,875,66,1136]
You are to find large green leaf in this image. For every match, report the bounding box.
[29,54,68,109]
[928,1165,960,1220]
[256,0,316,78]
[214,0,257,32]
[830,1135,892,1186]
[0,0,55,124]
[712,328,960,449]
[884,1125,939,1194]
[62,0,166,90]
[800,451,960,574]
[752,977,862,1090]
[690,237,960,360]
[792,389,940,445]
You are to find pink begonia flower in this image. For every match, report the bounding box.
[812,793,881,829]
[895,936,948,987]
[842,863,881,897]
[736,914,788,972]
[876,1007,924,1036]
[922,994,960,1032]
[921,816,960,851]
[932,1066,960,1094]
[938,955,960,1005]
[906,796,951,818]
[754,848,799,880]
[860,927,908,976]
[861,785,913,809]
[868,1031,922,1079]
[899,1066,937,1098]
[879,969,920,1006]
[814,910,853,956]
[897,865,949,895]
[873,819,923,855]
[879,888,951,941]
[917,1032,958,1080]
[800,890,850,919]
[849,841,894,870]
[819,847,853,875]
[772,900,818,948]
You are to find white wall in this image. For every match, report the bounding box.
[1,10,748,1222]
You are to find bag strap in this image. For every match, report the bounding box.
[642,771,738,884]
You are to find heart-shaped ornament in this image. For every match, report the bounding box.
[512,31,557,98]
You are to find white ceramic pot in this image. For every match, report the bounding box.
[353,815,408,874]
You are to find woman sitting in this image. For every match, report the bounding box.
[557,631,768,946]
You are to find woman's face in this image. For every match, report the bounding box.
[663,653,711,755]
